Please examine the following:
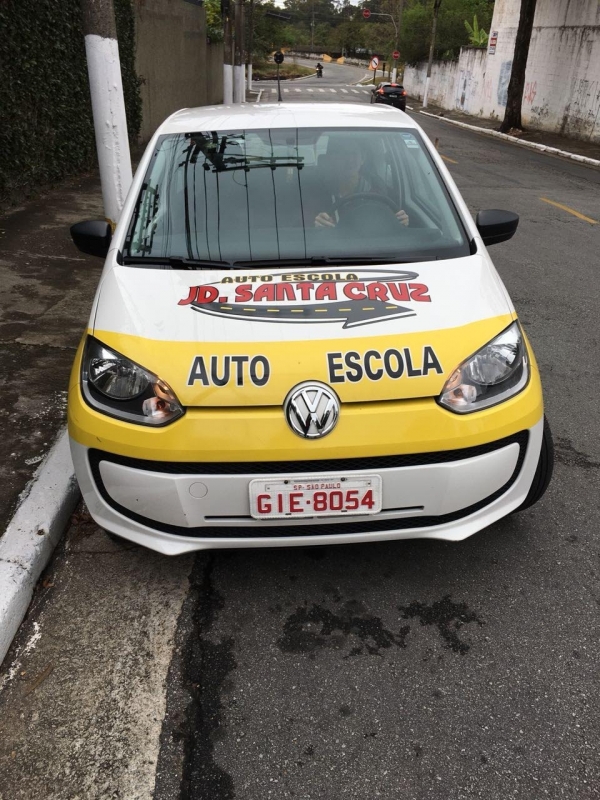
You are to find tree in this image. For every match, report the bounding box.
[464,15,488,47]
[499,0,538,132]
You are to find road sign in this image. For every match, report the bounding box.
[393,50,400,61]
[369,56,379,70]
[362,8,371,19]
[274,51,284,64]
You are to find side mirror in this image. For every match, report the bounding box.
[70,220,112,258]
[476,209,519,247]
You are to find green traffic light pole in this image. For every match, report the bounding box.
[274,50,284,102]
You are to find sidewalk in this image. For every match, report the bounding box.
[0,174,103,533]
[408,98,600,164]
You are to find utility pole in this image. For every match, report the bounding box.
[392,0,405,83]
[422,0,442,109]
[81,0,132,227]
[222,0,233,103]
[233,0,245,103]
[246,0,254,92]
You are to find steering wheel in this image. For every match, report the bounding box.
[336,192,399,214]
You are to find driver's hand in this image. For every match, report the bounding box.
[315,212,336,228]
[396,209,409,227]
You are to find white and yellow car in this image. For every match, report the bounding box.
[68,103,553,555]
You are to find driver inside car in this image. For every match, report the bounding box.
[314,139,410,229]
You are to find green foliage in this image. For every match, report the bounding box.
[401,0,494,64]
[114,0,143,143]
[206,0,224,42]
[246,0,493,69]
[464,14,488,46]
[0,0,142,208]
[251,2,298,59]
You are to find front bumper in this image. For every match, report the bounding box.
[70,418,543,554]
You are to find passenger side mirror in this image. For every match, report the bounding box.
[476,209,519,246]
[70,220,112,258]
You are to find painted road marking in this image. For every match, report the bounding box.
[441,154,458,164]
[319,88,325,93]
[341,88,348,93]
[540,197,598,224]
[329,88,337,93]
[307,88,314,93]
[270,88,276,94]
[351,89,359,94]
[295,88,301,93]
[283,88,289,93]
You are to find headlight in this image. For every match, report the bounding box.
[438,322,528,414]
[81,336,184,426]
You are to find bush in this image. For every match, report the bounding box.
[0,0,141,208]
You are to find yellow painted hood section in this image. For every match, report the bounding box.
[94,315,514,407]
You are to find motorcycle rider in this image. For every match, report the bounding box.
[316,62,323,78]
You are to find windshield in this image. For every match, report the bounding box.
[124,126,471,266]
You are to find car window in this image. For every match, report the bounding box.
[124,127,471,265]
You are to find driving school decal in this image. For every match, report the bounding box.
[178,269,431,328]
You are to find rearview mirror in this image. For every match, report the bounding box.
[70,220,112,258]
[476,209,519,246]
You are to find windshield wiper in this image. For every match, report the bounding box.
[232,256,428,267]
[121,256,235,269]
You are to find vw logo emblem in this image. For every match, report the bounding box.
[284,382,340,439]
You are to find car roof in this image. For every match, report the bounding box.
[159,102,418,135]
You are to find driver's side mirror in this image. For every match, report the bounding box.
[70,220,112,258]
[476,209,519,246]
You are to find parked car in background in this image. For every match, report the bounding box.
[371,83,407,111]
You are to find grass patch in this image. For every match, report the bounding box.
[253,61,314,81]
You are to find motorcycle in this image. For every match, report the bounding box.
[316,65,323,78]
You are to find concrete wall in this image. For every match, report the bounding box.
[404,0,600,142]
[134,0,224,141]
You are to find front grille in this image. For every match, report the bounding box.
[89,431,527,476]
[89,431,528,538]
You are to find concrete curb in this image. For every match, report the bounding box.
[0,428,79,666]
[418,110,600,169]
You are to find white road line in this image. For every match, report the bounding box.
[283,88,289,93]
[295,88,301,93]
[307,88,314,93]
[271,88,276,94]
[341,88,348,93]
[329,88,337,93]
[318,88,325,93]
[351,89,359,94]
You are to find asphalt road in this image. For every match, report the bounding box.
[1,74,600,800]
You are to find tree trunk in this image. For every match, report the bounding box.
[499,0,538,133]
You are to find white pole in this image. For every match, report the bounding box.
[82,0,132,226]
[223,64,234,103]
[247,63,253,92]
[392,66,397,83]
[234,65,245,103]
[423,75,430,108]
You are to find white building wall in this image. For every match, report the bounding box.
[403,0,600,142]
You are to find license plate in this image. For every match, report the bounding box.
[249,476,382,520]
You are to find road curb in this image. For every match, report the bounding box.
[418,110,600,169]
[0,428,79,666]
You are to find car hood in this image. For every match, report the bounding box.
[91,257,515,407]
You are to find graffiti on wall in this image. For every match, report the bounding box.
[497,60,512,106]
[524,81,537,105]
